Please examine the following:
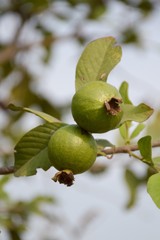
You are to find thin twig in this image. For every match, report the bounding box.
[0,166,15,175]
[0,141,160,175]
[0,34,74,65]
[0,18,25,65]
[102,141,160,155]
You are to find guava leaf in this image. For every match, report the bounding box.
[27,195,55,215]
[8,103,60,123]
[152,157,160,172]
[0,176,10,200]
[14,122,66,176]
[147,173,160,208]
[119,123,128,140]
[146,111,160,141]
[119,122,131,141]
[130,123,145,139]
[96,139,114,148]
[120,103,153,124]
[124,169,140,209]
[119,81,132,104]
[75,37,122,91]
[138,136,152,165]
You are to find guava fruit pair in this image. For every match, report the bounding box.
[48,81,123,185]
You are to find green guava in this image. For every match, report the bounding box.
[48,124,97,185]
[71,81,123,133]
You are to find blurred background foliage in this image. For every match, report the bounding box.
[0,0,160,239]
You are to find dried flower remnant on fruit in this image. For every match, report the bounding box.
[100,73,107,80]
[52,170,75,186]
[104,98,122,115]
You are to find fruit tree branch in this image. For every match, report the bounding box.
[102,141,160,155]
[0,166,15,175]
[0,141,160,175]
[0,34,74,65]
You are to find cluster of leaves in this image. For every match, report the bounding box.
[117,87,160,208]
[0,0,159,164]
[8,37,160,210]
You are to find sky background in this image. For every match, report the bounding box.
[1,2,160,240]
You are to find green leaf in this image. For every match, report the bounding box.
[146,111,160,141]
[124,169,140,209]
[120,103,153,124]
[96,139,114,149]
[75,37,122,91]
[138,136,152,164]
[119,123,127,140]
[8,104,60,123]
[88,1,106,19]
[23,0,49,13]
[130,123,145,139]
[152,157,160,172]
[14,122,66,176]
[0,175,10,187]
[28,196,55,215]
[147,173,160,208]
[119,81,132,104]
[119,121,131,142]
[0,176,10,200]
[121,27,139,45]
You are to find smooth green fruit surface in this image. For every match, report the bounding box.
[71,81,123,133]
[48,125,97,174]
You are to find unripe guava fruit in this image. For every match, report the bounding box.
[48,124,97,175]
[71,81,123,133]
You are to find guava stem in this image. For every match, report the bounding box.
[102,141,160,155]
[0,166,14,175]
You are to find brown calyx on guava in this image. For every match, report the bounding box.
[52,170,75,186]
[104,98,123,115]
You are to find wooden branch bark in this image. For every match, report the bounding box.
[0,166,15,175]
[0,34,73,65]
[102,141,160,155]
[0,141,160,175]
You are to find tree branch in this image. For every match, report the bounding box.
[0,166,15,175]
[0,34,74,65]
[102,141,160,155]
[0,141,160,175]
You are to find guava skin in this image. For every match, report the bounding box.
[71,81,123,133]
[48,124,97,174]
